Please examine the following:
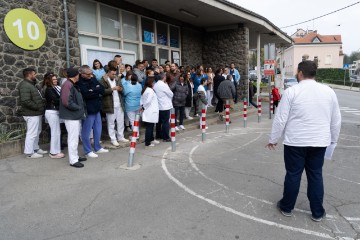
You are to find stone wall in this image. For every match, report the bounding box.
[0,0,80,129]
[202,27,249,99]
[181,27,203,67]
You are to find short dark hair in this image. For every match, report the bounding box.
[23,68,36,78]
[152,59,158,62]
[114,55,121,59]
[200,78,206,85]
[107,67,117,73]
[298,60,317,78]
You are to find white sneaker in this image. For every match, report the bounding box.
[111,141,120,146]
[118,137,129,143]
[27,152,44,158]
[186,116,193,120]
[95,148,109,153]
[86,151,98,158]
[179,125,186,130]
[36,149,48,154]
[151,140,160,145]
[145,143,155,148]
[175,126,180,131]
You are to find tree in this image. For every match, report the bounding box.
[345,51,360,64]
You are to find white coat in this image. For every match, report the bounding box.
[140,87,159,123]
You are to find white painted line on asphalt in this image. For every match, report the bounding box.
[326,174,360,185]
[344,111,360,113]
[161,149,335,239]
[340,108,357,111]
[353,113,360,115]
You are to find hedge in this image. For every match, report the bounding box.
[316,68,351,86]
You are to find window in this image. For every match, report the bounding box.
[157,22,168,46]
[124,42,139,58]
[170,26,179,48]
[79,35,98,46]
[102,39,120,49]
[325,55,332,65]
[123,12,138,41]
[159,49,169,64]
[76,0,97,33]
[100,5,120,38]
[312,37,321,43]
[142,45,155,61]
[142,18,154,43]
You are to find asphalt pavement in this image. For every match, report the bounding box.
[0,91,359,240]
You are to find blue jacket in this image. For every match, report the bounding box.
[229,68,241,83]
[92,68,106,81]
[78,76,105,114]
[192,74,208,93]
[123,82,142,112]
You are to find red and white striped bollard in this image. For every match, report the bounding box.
[225,99,230,133]
[258,98,262,123]
[243,97,247,128]
[128,114,140,167]
[170,108,176,152]
[201,104,206,142]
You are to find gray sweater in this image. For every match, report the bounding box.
[217,80,235,99]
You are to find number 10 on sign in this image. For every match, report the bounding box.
[4,8,46,50]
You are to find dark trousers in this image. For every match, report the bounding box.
[215,94,224,113]
[249,97,258,108]
[192,96,197,116]
[273,100,279,114]
[233,81,238,103]
[279,145,326,218]
[174,106,185,126]
[144,122,155,146]
[156,110,170,140]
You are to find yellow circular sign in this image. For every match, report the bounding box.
[4,8,46,50]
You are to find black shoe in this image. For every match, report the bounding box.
[277,201,292,217]
[70,162,84,168]
[78,157,87,162]
[163,139,171,142]
[311,212,326,222]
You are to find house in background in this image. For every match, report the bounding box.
[283,29,344,76]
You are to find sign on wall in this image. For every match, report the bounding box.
[4,8,47,50]
[264,60,276,75]
[80,45,137,67]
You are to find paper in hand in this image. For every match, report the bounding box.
[324,143,337,161]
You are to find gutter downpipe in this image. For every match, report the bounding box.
[63,0,70,68]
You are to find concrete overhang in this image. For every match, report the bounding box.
[121,0,292,49]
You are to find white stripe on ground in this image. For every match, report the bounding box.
[162,149,335,239]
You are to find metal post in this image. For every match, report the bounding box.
[170,108,176,152]
[268,43,272,120]
[201,104,206,142]
[127,114,140,168]
[63,0,70,68]
[225,100,230,133]
[243,98,247,128]
[258,98,262,123]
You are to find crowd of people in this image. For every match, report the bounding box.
[17,55,244,168]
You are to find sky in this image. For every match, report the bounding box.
[228,0,360,55]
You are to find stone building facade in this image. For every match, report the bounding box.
[0,0,80,130]
[0,0,250,130]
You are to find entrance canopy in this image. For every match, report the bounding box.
[122,0,292,48]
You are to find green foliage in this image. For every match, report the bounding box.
[0,124,26,144]
[316,68,351,85]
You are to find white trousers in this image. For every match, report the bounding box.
[127,111,139,129]
[207,90,213,106]
[106,106,125,141]
[23,115,42,155]
[64,120,81,164]
[45,110,61,154]
[185,107,191,118]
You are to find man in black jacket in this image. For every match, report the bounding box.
[78,65,108,158]
[213,68,225,119]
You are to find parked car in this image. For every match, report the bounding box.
[261,75,269,83]
[249,70,257,81]
[284,77,298,89]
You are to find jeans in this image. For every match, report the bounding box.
[279,145,326,218]
[81,112,102,154]
[106,106,125,142]
[144,122,155,146]
[174,106,185,126]
[233,80,238,103]
[215,94,224,113]
[156,110,170,140]
[249,97,258,108]
[64,120,81,164]
[45,110,61,154]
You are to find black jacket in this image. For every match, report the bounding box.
[78,76,105,114]
[213,74,225,98]
[45,86,60,110]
